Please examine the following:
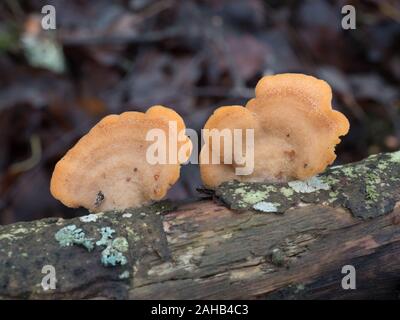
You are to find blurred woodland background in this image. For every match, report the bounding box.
[0,0,399,224]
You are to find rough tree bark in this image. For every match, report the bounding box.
[0,152,400,299]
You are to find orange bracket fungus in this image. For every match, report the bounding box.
[50,106,192,212]
[200,73,350,189]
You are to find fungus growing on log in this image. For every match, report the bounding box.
[50,106,192,212]
[200,73,350,188]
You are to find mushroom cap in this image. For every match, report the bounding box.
[50,105,192,212]
[200,73,350,188]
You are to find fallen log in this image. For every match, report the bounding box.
[1,151,400,299]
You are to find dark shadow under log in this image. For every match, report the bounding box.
[0,151,400,299]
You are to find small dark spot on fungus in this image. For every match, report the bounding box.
[95,191,105,207]
[284,150,296,161]
[276,171,283,180]
[133,168,138,172]
[304,163,308,168]
[286,133,290,138]
[126,177,131,182]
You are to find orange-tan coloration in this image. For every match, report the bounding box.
[50,106,192,212]
[200,73,350,188]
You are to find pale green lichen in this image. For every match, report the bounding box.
[54,224,129,267]
[119,271,130,279]
[234,185,277,205]
[112,237,129,253]
[242,191,268,204]
[365,172,381,203]
[55,225,94,251]
[320,174,340,186]
[328,191,338,202]
[0,227,31,241]
[96,227,115,246]
[125,227,141,242]
[377,162,389,170]
[0,234,15,241]
[253,201,280,213]
[96,227,129,267]
[280,187,294,198]
[79,213,99,223]
[340,167,357,178]
[390,150,400,163]
[288,176,330,193]
[329,191,338,198]
[295,284,305,293]
[101,245,127,266]
[11,227,29,235]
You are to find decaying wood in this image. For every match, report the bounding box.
[1,152,400,299]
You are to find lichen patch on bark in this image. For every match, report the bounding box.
[0,201,173,299]
[215,151,400,219]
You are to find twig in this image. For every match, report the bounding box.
[59,27,184,46]
[9,135,42,175]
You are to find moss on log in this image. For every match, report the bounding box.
[0,152,400,299]
[0,202,173,299]
[215,151,400,219]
